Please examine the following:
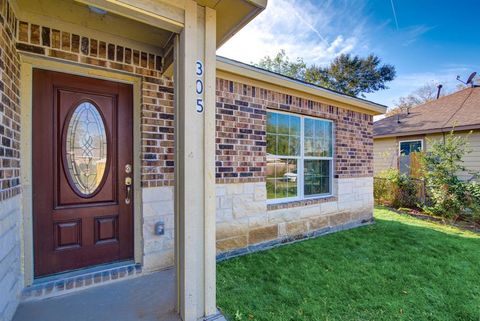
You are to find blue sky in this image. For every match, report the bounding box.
[217,0,480,108]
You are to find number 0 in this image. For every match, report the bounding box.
[196,79,203,95]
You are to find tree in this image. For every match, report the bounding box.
[256,50,307,79]
[305,54,396,97]
[386,81,448,116]
[255,51,396,98]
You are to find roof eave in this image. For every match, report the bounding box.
[202,0,267,48]
[216,56,387,115]
[374,123,480,139]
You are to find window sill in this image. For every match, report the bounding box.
[267,195,337,211]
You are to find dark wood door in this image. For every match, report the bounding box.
[33,69,134,277]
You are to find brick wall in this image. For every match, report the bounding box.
[15,19,175,188]
[0,0,20,202]
[215,78,374,185]
[0,1,22,321]
[216,78,266,183]
[215,76,375,256]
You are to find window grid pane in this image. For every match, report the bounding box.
[266,111,333,201]
[304,159,331,196]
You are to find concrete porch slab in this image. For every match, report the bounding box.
[13,268,179,321]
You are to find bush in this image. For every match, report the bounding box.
[421,131,480,221]
[374,169,418,208]
[464,181,480,221]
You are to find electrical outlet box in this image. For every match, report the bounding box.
[155,221,165,235]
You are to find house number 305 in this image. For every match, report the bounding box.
[195,60,204,113]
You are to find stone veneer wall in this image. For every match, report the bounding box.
[142,186,175,271]
[0,1,22,320]
[215,77,375,255]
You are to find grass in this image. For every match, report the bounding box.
[217,206,480,321]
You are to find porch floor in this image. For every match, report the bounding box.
[13,268,179,321]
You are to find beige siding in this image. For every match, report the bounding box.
[426,130,480,180]
[373,137,398,175]
[374,130,480,180]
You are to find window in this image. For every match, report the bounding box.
[266,111,333,202]
[399,140,423,155]
[398,140,423,175]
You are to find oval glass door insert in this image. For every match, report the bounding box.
[65,102,107,196]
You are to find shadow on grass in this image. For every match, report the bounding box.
[217,208,480,321]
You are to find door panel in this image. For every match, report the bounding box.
[33,69,134,277]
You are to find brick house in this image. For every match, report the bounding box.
[0,1,385,321]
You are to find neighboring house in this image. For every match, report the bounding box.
[0,1,386,321]
[373,87,480,179]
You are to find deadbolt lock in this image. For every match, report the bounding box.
[125,164,132,174]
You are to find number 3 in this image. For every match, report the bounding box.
[196,61,203,76]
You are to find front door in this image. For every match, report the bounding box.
[33,70,134,277]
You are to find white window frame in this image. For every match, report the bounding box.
[398,139,423,156]
[266,110,335,205]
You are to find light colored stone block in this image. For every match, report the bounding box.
[309,216,329,230]
[216,236,248,253]
[143,250,174,272]
[232,196,265,218]
[216,208,233,223]
[278,222,287,236]
[267,208,302,224]
[243,183,254,194]
[248,216,269,229]
[329,212,351,226]
[216,220,249,240]
[142,186,173,203]
[320,201,338,215]
[225,183,244,196]
[248,225,278,244]
[254,185,267,201]
[286,220,308,236]
[300,205,321,219]
[0,195,22,321]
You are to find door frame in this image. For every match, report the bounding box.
[20,55,143,286]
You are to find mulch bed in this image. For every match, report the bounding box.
[382,206,480,234]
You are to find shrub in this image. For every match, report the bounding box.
[464,181,480,221]
[421,131,480,221]
[374,169,418,208]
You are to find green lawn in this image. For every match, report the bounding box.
[217,207,480,321]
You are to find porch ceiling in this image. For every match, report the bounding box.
[15,0,266,50]
[15,0,174,50]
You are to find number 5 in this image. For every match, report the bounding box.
[196,98,204,113]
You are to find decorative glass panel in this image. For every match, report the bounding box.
[65,102,107,195]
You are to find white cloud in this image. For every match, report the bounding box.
[217,0,368,66]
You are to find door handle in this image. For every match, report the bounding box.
[125,177,132,204]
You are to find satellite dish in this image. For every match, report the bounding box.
[467,72,477,84]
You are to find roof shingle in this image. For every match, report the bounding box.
[373,87,480,137]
